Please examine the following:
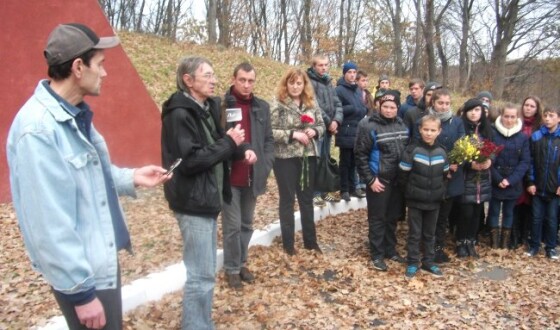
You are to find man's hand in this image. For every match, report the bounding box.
[133,165,170,187]
[527,185,536,195]
[328,121,338,134]
[75,298,106,329]
[244,150,257,164]
[226,124,245,146]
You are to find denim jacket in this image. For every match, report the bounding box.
[6,80,136,296]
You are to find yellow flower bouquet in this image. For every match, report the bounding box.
[448,135,481,164]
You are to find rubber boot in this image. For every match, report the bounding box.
[501,228,512,250]
[490,228,500,249]
[467,239,480,259]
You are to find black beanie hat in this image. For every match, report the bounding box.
[379,89,401,108]
[463,98,483,113]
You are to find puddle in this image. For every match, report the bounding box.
[474,265,511,281]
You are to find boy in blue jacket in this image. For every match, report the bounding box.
[526,106,560,260]
[399,115,449,278]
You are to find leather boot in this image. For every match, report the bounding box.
[456,240,468,258]
[467,239,480,258]
[510,226,520,249]
[501,228,512,249]
[490,228,500,249]
[434,245,450,263]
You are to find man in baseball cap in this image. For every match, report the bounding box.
[6,23,169,329]
[44,23,120,66]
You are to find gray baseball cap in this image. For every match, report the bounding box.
[44,23,120,66]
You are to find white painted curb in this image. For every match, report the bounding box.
[39,198,367,330]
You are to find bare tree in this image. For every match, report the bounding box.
[206,0,217,44]
[434,0,453,86]
[457,0,475,92]
[411,0,423,77]
[217,0,232,47]
[375,0,405,76]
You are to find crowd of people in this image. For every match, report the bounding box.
[6,23,560,330]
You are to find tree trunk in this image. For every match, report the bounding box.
[490,0,520,99]
[424,0,436,81]
[458,0,473,92]
[411,0,423,77]
[206,0,217,44]
[300,0,312,63]
[217,0,231,47]
[337,0,345,66]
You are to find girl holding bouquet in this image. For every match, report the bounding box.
[457,98,493,258]
[270,68,325,255]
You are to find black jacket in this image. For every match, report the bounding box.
[398,140,449,210]
[335,78,368,148]
[355,113,408,186]
[462,120,492,204]
[527,125,560,197]
[306,68,344,130]
[161,92,243,216]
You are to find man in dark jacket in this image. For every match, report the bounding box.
[307,54,343,204]
[221,62,274,289]
[161,56,249,329]
[335,61,368,201]
[399,78,425,119]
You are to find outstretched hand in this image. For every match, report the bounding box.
[133,165,170,187]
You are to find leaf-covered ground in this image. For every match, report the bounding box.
[3,178,560,329]
[124,208,560,329]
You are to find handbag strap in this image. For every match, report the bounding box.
[321,138,330,157]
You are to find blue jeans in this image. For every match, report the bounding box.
[221,186,256,274]
[175,213,217,330]
[488,198,516,228]
[530,195,559,251]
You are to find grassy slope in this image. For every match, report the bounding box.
[120,32,291,106]
[120,32,475,111]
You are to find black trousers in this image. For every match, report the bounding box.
[338,147,356,193]
[273,157,318,250]
[52,266,122,330]
[456,203,483,241]
[406,207,439,266]
[366,183,404,260]
[435,197,458,247]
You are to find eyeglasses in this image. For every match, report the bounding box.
[197,72,217,80]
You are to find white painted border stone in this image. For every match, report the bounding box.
[39,198,366,330]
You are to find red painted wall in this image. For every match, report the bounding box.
[0,1,161,202]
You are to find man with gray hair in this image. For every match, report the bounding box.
[161,56,249,329]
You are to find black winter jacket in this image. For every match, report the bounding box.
[306,68,344,130]
[527,125,560,197]
[355,113,408,187]
[462,120,492,204]
[161,92,245,216]
[335,78,368,148]
[398,140,449,210]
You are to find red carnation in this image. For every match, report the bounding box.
[301,114,314,125]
